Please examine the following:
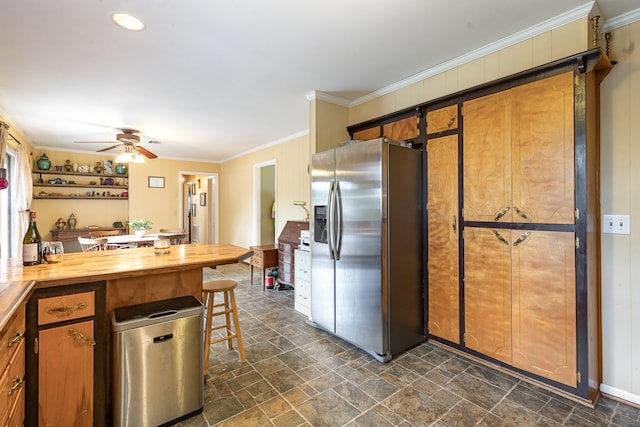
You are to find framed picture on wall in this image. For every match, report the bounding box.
[148,176,165,188]
[200,192,206,206]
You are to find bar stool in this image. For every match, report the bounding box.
[202,279,246,376]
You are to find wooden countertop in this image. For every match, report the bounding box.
[0,243,252,328]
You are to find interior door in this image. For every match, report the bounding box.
[464,227,512,364]
[427,135,460,344]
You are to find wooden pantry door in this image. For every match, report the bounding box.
[511,71,575,225]
[463,90,512,223]
[427,135,460,344]
[463,227,512,364]
[511,230,577,387]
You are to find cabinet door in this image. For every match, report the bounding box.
[463,91,512,223]
[383,116,418,141]
[511,72,575,224]
[38,320,94,427]
[464,227,512,364]
[427,135,460,343]
[427,105,458,134]
[511,230,576,386]
[353,126,381,141]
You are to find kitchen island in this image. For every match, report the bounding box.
[0,243,252,427]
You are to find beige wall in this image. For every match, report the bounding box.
[349,18,588,124]
[310,98,350,154]
[219,133,310,248]
[599,20,640,402]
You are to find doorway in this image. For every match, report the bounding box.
[253,160,276,245]
[179,171,219,244]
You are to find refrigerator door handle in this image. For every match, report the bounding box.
[334,180,342,260]
[327,180,336,260]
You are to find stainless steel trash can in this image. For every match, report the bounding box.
[112,296,203,427]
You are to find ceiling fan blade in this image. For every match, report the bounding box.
[96,144,121,152]
[134,145,158,159]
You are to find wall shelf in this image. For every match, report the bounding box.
[33,169,129,199]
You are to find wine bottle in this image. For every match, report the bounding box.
[22,211,42,266]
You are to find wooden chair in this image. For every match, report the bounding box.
[202,279,245,378]
[78,237,108,252]
[158,233,188,245]
[159,228,185,234]
[89,230,121,238]
[90,230,129,249]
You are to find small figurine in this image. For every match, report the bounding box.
[68,213,76,229]
[64,160,73,172]
[94,161,103,174]
[56,217,66,230]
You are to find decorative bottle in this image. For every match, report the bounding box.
[22,211,42,266]
[68,213,77,229]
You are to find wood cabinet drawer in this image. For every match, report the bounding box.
[0,308,25,372]
[427,104,458,134]
[0,339,25,426]
[38,291,95,326]
[5,381,24,427]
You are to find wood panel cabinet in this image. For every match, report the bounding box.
[463,72,575,225]
[427,104,458,135]
[422,50,610,404]
[426,134,460,344]
[0,302,26,426]
[26,281,107,427]
[383,116,418,141]
[464,227,577,388]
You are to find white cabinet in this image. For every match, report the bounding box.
[294,249,310,316]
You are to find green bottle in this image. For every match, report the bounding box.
[22,211,42,266]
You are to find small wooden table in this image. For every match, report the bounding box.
[248,244,278,290]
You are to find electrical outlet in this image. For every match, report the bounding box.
[603,214,630,234]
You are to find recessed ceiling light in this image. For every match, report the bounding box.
[112,12,145,32]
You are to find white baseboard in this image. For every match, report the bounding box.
[600,383,640,406]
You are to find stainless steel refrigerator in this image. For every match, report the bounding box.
[310,137,424,362]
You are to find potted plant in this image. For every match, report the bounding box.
[129,219,152,237]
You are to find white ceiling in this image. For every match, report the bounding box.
[0,0,638,162]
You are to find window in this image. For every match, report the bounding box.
[0,147,17,258]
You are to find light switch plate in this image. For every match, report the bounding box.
[603,214,630,234]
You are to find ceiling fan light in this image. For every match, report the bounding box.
[115,150,133,163]
[112,12,145,32]
[132,153,146,163]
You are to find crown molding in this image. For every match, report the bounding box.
[350,2,595,107]
[305,91,351,107]
[602,8,640,32]
[221,129,310,163]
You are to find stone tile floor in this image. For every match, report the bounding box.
[176,263,640,426]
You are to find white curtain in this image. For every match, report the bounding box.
[12,145,32,257]
[0,123,7,166]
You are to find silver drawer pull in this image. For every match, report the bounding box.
[8,332,23,348]
[8,377,23,396]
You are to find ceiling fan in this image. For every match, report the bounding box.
[75,128,158,160]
